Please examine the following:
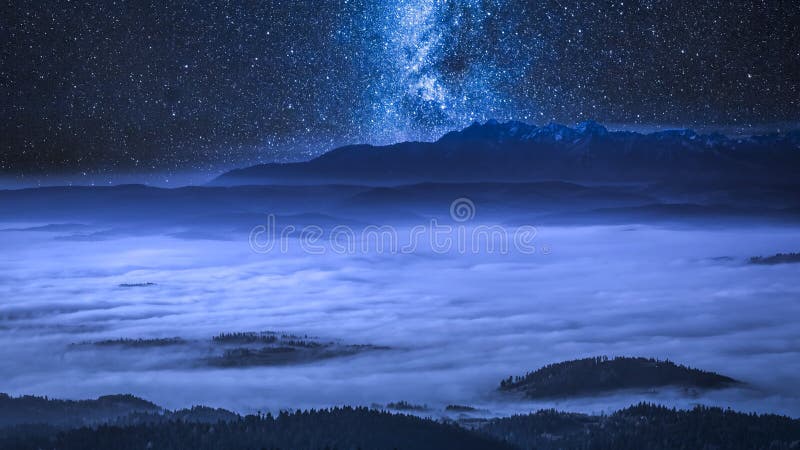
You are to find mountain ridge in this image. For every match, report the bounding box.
[213,120,800,186]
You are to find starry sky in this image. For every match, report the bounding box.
[2,0,799,177]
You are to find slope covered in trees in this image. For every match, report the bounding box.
[0,394,160,427]
[499,356,738,398]
[2,394,799,449]
[480,403,800,450]
[0,407,512,450]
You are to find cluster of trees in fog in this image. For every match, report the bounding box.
[749,252,800,265]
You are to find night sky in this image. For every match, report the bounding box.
[2,0,798,177]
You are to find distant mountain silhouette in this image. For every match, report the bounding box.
[214,120,800,185]
[2,181,799,234]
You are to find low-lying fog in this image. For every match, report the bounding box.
[1,221,798,417]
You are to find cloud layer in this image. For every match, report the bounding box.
[0,222,798,417]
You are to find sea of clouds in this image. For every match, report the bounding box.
[0,221,798,417]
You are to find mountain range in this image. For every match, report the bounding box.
[213,120,800,185]
[2,121,799,234]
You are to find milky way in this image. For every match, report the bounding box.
[1,0,798,176]
[364,0,521,143]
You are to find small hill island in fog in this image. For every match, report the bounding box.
[499,357,739,398]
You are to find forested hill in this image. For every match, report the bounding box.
[0,393,160,427]
[1,394,799,449]
[499,356,738,398]
[481,403,800,450]
[0,407,511,450]
[2,402,799,450]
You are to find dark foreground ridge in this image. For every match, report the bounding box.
[499,356,739,398]
[480,403,800,450]
[214,120,800,185]
[2,394,799,449]
[0,393,160,428]
[0,398,509,450]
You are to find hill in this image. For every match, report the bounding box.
[480,403,800,450]
[0,405,510,450]
[499,356,738,398]
[1,394,798,449]
[0,394,160,428]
